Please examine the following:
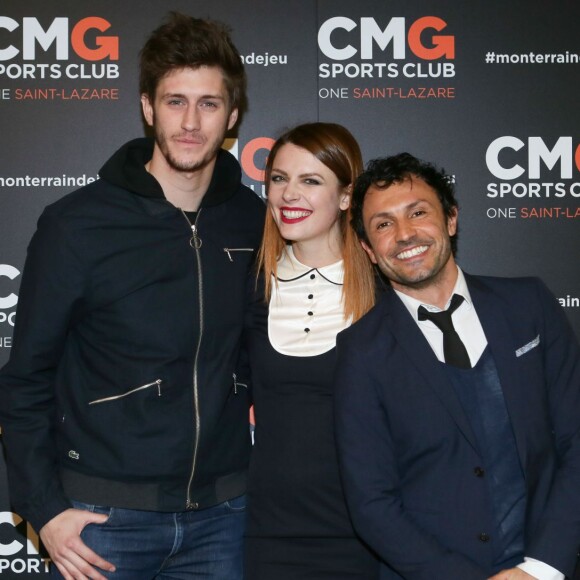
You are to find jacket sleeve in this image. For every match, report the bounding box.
[525,279,580,577]
[334,331,488,580]
[0,209,86,533]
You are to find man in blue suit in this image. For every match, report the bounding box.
[334,153,580,580]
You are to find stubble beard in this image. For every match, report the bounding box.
[380,236,454,292]
[155,126,223,174]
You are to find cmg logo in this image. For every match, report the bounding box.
[486,137,580,180]
[0,16,119,61]
[225,137,275,183]
[0,512,49,574]
[0,264,19,313]
[0,513,38,557]
[318,16,454,61]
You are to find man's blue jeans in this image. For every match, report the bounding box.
[51,496,246,579]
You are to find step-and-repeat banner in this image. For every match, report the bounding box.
[0,0,578,576]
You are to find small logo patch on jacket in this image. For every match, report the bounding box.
[68,450,80,460]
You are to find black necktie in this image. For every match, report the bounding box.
[418,294,471,369]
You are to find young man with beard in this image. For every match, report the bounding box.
[0,12,264,580]
[334,153,580,580]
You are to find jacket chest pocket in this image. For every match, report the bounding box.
[223,247,254,262]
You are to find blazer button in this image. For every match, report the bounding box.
[478,532,490,542]
[474,466,485,477]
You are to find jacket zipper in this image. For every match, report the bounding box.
[223,248,254,262]
[184,212,203,249]
[233,373,248,395]
[181,209,203,510]
[88,379,162,405]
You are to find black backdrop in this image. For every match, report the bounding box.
[0,1,578,576]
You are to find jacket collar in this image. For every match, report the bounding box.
[99,137,243,207]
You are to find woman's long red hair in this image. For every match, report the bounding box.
[256,122,375,322]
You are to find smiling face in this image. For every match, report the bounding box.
[361,177,458,296]
[267,143,350,262]
[141,65,238,176]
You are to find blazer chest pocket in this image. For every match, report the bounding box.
[515,334,540,357]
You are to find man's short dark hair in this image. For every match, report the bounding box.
[139,12,246,112]
[351,152,459,254]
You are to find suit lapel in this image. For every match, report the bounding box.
[383,291,480,453]
[466,275,528,463]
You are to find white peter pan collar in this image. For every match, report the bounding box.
[269,246,351,357]
[276,246,345,285]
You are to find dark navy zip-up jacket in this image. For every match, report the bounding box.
[0,138,265,532]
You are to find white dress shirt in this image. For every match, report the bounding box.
[395,267,564,580]
[268,246,350,357]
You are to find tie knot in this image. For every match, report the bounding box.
[417,294,465,332]
[417,294,470,368]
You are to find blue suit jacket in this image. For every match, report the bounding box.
[334,274,580,580]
